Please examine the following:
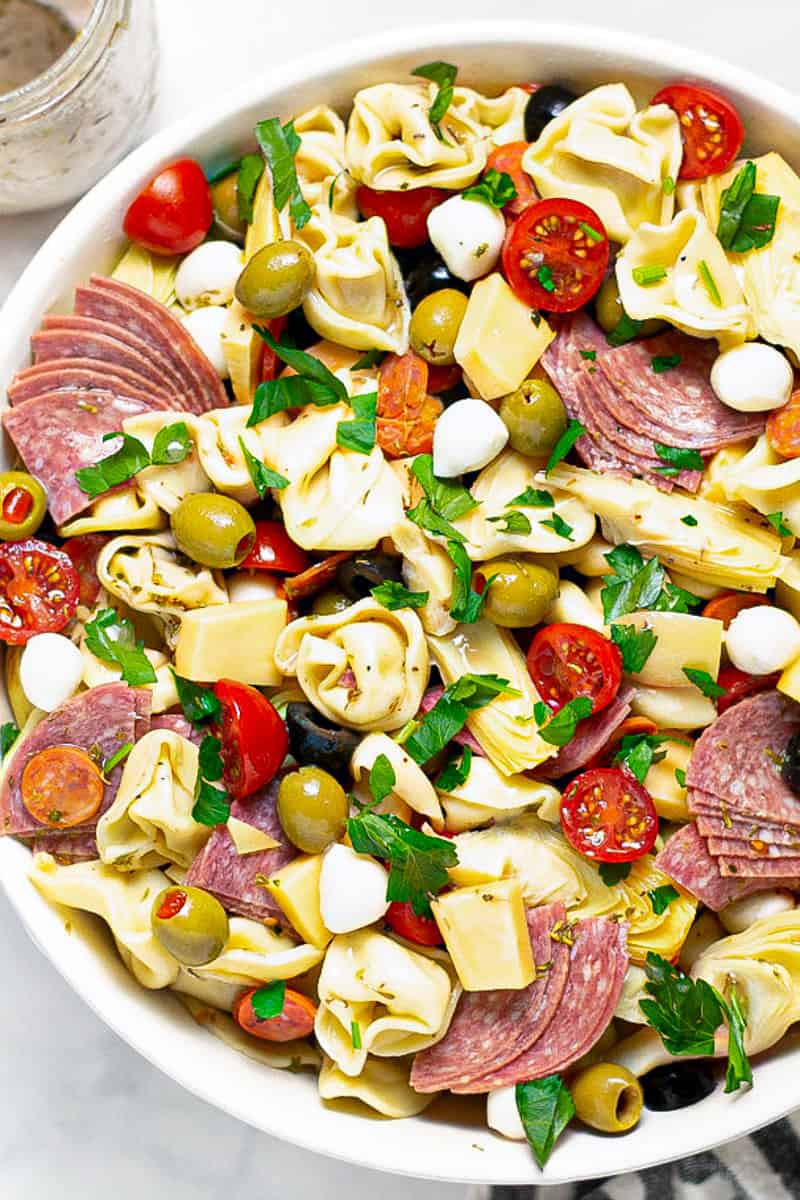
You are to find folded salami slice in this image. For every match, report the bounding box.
[696,813,800,848]
[34,315,187,398]
[184,777,297,930]
[706,834,800,859]
[150,712,204,747]
[535,686,634,780]
[655,822,800,910]
[410,902,570,1095]
[0,682,151,841]
[718,853,800,878]
[30,830,98,862]
[8,359,174,409]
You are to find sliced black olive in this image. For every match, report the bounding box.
[524,84,578,141]
[336,552,403,602]
[782,730,800,792]
[284,304,318,350]
[404,253,470,310]
[285,702,360,780]
[641,1061,717,1112]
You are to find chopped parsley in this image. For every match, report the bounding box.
[488,510,532,536]
[579,349,597,361]
[536,265,556,293]
[102,742,133,775]
[600,545,701,622]
[351,349,386,370]
[411,61,458,143]
[515,1076,575,1169]
[698,259,723,307]
[653,443,705,475]
[632,264,668,287]
[651,354,682,374]
[436,744,473,792]
[717,161,779,253]
[75,432,152,499]
[351,1020,362,1050]
[606,311,643,347]
[249,327,347,423]
[336,392,378,455]
[251,980,286,1020]
[84,608,157,687]
[599,861,631,886]
[649,884,679,915]
[193,734,230,826]
[675,767,687,788]
[579,221,604,244]
[546,419,586,474]
[682,667,726,698]
[767,511,792,537]
[407,500,464,544]
[609,621,658,673]
[533,697,593,747]
[507,487,554,508]
[404,674,517,765]
[370,580,429,611]
[540,513,574,541]
[411,454,477,521]
[254,117,311,229]
[0,721,19,760]
[614,731,672,784]
[368,753,396,805]
[662,175,676,195]
[239,436,289,497]
[347,805,457,916]
[236,153,265,223]
[171,673,222,726]
[462,168,517,208]
[681,514,699,527]
[447,540,492,623]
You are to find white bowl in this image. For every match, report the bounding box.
[2,20,799,1187]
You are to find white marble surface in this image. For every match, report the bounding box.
[0,1,796,1194]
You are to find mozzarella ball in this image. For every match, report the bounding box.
[719,889,795,935]
[433,397,509,477]
[487,1087,526,1141]
[227,571,279,604]
[711,343,793,413]
[427,195,506,283]
[175,241,243,310]
[181,305,229,378]
[319,842,390,934]
[20,633,83,713]
[726,605,800,675]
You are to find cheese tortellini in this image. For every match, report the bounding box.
[390,517,456,637]
[121,411,210,514]
[97,531,228,628]
[58,484,165,538]
[190,916,324,985]
[351,732,443,827]
[80,638,179,714]
[192,406,288,505]
[318,1055,433,1118]
[274,598,429,731]
[293,104,358,218]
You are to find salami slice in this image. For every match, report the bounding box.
[34,315,187,397]
[184,776,297,930]
[535,685,634,779]
[8,359,174,409]
[30,830,98,862]
[696,813,800,848]
[150,712,204,747]
[655,822,800,910]
[409,902,570,1094]
[0,682,150,840]
[706,834,800,859]
[717,853,800,878]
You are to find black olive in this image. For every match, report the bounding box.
[285,702,360,779]
[782,731,800,792]
[336,552,404,602]
[404,253,470,310]
[640,1061,717,1112]
[524,84,578,141]
[284,304,318,350]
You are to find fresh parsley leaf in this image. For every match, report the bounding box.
[507,487,554,508]
[192,777,231,826]
[683,666,725,698]
[435,745,472,792]
[632,265,668,286]
[206,159,240,184]
[698,259,722,307]
[238,436,289,497]
[651,354,682,374]
[488,510,532,536]
[599,861,631,886]
[352,349,386,370]
[653,443,705,476]
[681,514,698,527]
[75,432,151,499]
[649,884,679,915]
[248,327,347,424]
[251,980,286,1020]
[171,672,221,726]
[546,420,585,474]
[371,580,429,611]
[84,608,157,687]
[404,674,514,764]
[198,734,225,782]
[102,742,133,775]
[351,1019,362,1050]
[347,808,457,915]
[411,454,477,521]
[717,161,779,253]
[606,311,643,347]
[639,952,723,1057]
[411,61,458,143]
[675,767,687,788]
[462,168,517,208]
[537,265,556,293]
[610,622,658,673]
[447,539,490,623]
[540,513,574,541]
[0,721,19,760]
[254,117,311,229]
[534,696,593,747]
[368,753,396,805]
[655,581,702,613]
[767,511,792,537]
[580,350,597,361]
[236,153,265,223]
[151,421,192,466]
[515,1076,575,1170]
[407,499,465,544]
[601,546,697,622]
[723,983,753,1093]
[614,732,669,784]
[336,392,377,455]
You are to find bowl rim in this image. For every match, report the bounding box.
[3,18,800,1186]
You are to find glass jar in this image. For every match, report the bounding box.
[0,0,158,214]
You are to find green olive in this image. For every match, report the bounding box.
[570,1062,643,1133]
[409,288,468,366]
[0,471,47,541]
[594,275,665,338]
[171,493,256,569]
[235,240,315,319]
[311,588,352,616]
[477,557,559,628]
[211,171,247,243]
[499,379,567,457]
[277,765,349,853]
[151,885,229,966]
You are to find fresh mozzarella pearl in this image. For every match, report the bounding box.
[726,605,800,675]
[20,633,83,713]
[181,305,229,378]
[319,842,390,934]
[175,241,243,310]
[433,397,509,477]
[427,195,506,282]
[719,889,795,934]
[710,343,793,413]
[486,1087,526,1141]
[227,571,279,603]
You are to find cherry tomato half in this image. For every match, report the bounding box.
[701,591,767,629]
[0,538,80,644]
[561,767,658,862]
[377,351,443,459]
[426,363,463,395]
[21,745,105,828]
[527,623,622,715]
[233,986,317,1042]
[212,680,288,801]
[652,83,745,180]
[486,142,538,218]
[356,185,447,248]
[240,521,309,574]
[123,158,212,256]
[717,665,781,715]
[385,901,443,946]
[502,198,609,312]
[767,389,800,459]
[62,533,108,609]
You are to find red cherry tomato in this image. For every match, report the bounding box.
[651,83,745,180]
[561,767,659,862]
[527,623,622,715]
[123,158,212,255]
[502,198,609,312]
[258,316,289,383]
[426,363,463,395]
[212,680,288,801]
[233,986,317,1042]
[701,591,768,629]
[717,665,781,715]
[385,901,443,946]
[0,538,79,644]
[486,142,538,218]
[356,185,447,248]
[240,522,309,574]
[62,533,108,608]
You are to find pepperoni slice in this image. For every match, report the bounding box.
[21,745,105,829]
[376,351,443,459]
[233,986,317,1042]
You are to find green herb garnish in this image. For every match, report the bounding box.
[404,674,516,765]
[662,175,676,195]
[336,393,378,455]
[653,443,705,476]
[171,673,222,726]
[580,349,597,361]
[254,117,311,229]
[249,327,347,424]
[102,742,133,775]
[533,697,593,747]
[152,421,193,465]
[717,161,779,253]
[683,667,725,698]
[610,622,658,674]
[448,540,492,623]
[515,1076,575,1169]
[649,884,679,915]
[606,312,643,347]
[351,1020,362,1050]
[614,732,670,784]
[351,349,386,370]
[488,510,532,536]
[411,61,458,143]
[0,721,19,759]
[371,580,429,611]
[236,153,265,223]
[85,608,157,687]
[75,432,151,499]
[579,221,603,244]
[601,545,700,621]
[540,513,574,541]
[599,861,631,886]
[368,753,396,805]
[192,734,230,826]
[462,168,517,208]
[681,514,698,527]
[239,436,289,497]
[632,265,668,286]
[251,980,286,1020]
[698,259,723,307]
[347,806,457,916]
[436,745,473,792]
[675,767,687,788]
[537,265,556,293]
[546,419,585,474]
[767,511,792,537]
[411,454,478,521]
[651,354,682,374]
[507,487,554,508]
[407,499,465,544]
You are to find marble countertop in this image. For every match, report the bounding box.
[0,1,796,1194]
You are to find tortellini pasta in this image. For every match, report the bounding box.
[390,517,456,637]
[58,485,165,538]
[706,435,800,536]
[318,1055,433,1118]
[315,929,457,1076]
[522,84,682,244]
[96,731,205,871]
[191,405,288,505]
[351,732,442,827]
[122,411,210,514]
[437,755,560,834]
[80,637,179,714]
[190,916,324,985]
[274,598,429,731]
[293,104,358,218]
[616,210,755,347]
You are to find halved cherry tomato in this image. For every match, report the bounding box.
[502,198,609,312]
[283,552,352,601]
[767,389,800,458]
[376,351,443,459]
[0,538,79,644]
[62,534,108,608]
[123,158,212,256]
[240,522,309,574]
[233,986,317,1042]
[258,316,289,383]
[426,363,463,394]
[356,185,447,249]
[702,591,768,628]
[527,623,622,715]
[652,83,745,180]
[385,901,443,946]
[212,680,288,801]
[717,665,781,715]
[584,716,658,771]
[561,766,658,862]
[486,142,538,218]
[21,745,105,828]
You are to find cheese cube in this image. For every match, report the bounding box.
[263,854,332,950]
[644,740,693,823]
[431,876,535,991]
[612,611,723,688]
[454,273,555,401]
[174,598,287,685]
[778,655,800,704]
